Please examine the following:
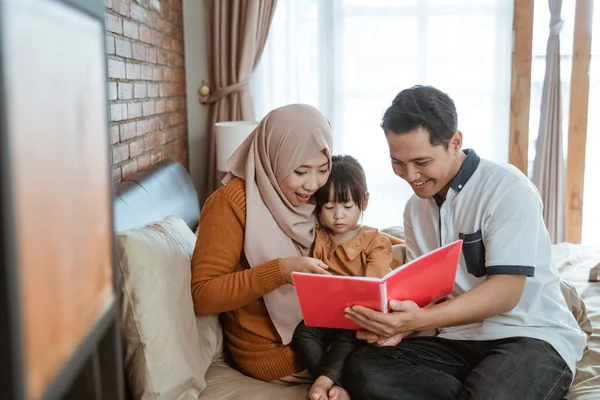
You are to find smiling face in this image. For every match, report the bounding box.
[386,126,465,199]
[279,151,330,207]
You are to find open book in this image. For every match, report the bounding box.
[292,240,463,330]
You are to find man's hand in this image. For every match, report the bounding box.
[356,330,412,346]
[347,274,527,338]
[346,300,425,338]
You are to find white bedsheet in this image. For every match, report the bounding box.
[553,243,600,400]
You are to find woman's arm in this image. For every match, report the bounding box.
[191,190,287,315]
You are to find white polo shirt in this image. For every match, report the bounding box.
[403,149,587,375]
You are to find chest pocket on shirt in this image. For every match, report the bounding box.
[459,230,486,278]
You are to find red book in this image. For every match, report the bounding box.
[292,240,463,330]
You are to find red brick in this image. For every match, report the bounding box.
[134,83,147,99]
[137,153,151,170]
[173,41,183,55]
[106,35,115,54]
[120,121,137,141]
[142,65,153,81]
[150,147,164,164]
[159,115,170,129]
[129,139,145,157]
[123,20,139,39]
[150,117,161,132]
[128,103,142,119]
[108,82,117,101]
[153,67,163,81]
[115,38,132,58]
[106,13,122,34]
[108,59,125,78]
[122,159,139,178]
[147,83,159,98]
[132,43,146,61]
[110,125,120,144]
[118,83,133,100]
[159,83,168,97]
[152,30,163,47]
[111,104,127,121]
[161,36,171,50]
[154,99,165,114]
[165,127,177,142]
[137,120,150,135]
[112,144,129,164]
[164,141,176,158]
[166,99,177,112]
[169,112,178,126]
[146,48,157,64]
[130,3,147,23]
[144,132,160,150]
[106,0,188,180]
[110,0,130,17]
[142,101,155,117]
[139,26,153,44]
[112,167,122,184]
[126,63,141,79]
[157,50,167,65]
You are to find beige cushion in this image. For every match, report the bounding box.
[199,361,309,400]
[560,280,593,340]
[117,215,222,400]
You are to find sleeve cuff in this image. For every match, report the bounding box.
[487,265,535,277]
[257,258,287,292]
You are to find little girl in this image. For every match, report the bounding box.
[292,155,403,400]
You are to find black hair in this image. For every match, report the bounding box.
[314,155,368,220]
[381,85,458,149]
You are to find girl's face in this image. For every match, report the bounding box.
[280,151,330,207]
[319,188,363,235]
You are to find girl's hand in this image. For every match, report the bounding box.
[280,257,330,284]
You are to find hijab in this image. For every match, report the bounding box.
[223,104,333,344]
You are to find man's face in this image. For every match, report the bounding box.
[386,126,462,199]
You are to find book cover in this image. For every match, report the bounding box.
[292,240,463,330]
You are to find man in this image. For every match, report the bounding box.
[343,86,586,400]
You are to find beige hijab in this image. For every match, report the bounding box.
[223,104,333,344]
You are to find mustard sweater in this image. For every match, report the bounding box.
[190,178,303,381]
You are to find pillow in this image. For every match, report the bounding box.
[117,215,222,400]
[559,280,593,341]
[382,225,406,241]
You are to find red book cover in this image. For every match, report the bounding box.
[292,240,463,330]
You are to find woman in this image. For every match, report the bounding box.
[191,104,333,383]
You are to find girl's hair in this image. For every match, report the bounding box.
[314,155,368,216]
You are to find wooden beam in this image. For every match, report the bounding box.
[509,0,535,174]
[566,0,595,244]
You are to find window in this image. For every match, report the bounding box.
[253,0,514,228]
[581,9,600,245]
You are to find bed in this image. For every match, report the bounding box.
[552,243,600,399]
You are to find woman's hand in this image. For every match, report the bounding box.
[280,257,330,284]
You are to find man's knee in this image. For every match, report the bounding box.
[343,346,409,398]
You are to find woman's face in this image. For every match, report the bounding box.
[280,151,330,207]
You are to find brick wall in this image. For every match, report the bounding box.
[106,0,188,183]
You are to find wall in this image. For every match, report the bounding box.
[182,0,210,202]
[106,0,188,183]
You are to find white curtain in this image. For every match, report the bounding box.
[531,0,566,244]
[252,0,514,229]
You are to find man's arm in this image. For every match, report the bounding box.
[348,181,540,337]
